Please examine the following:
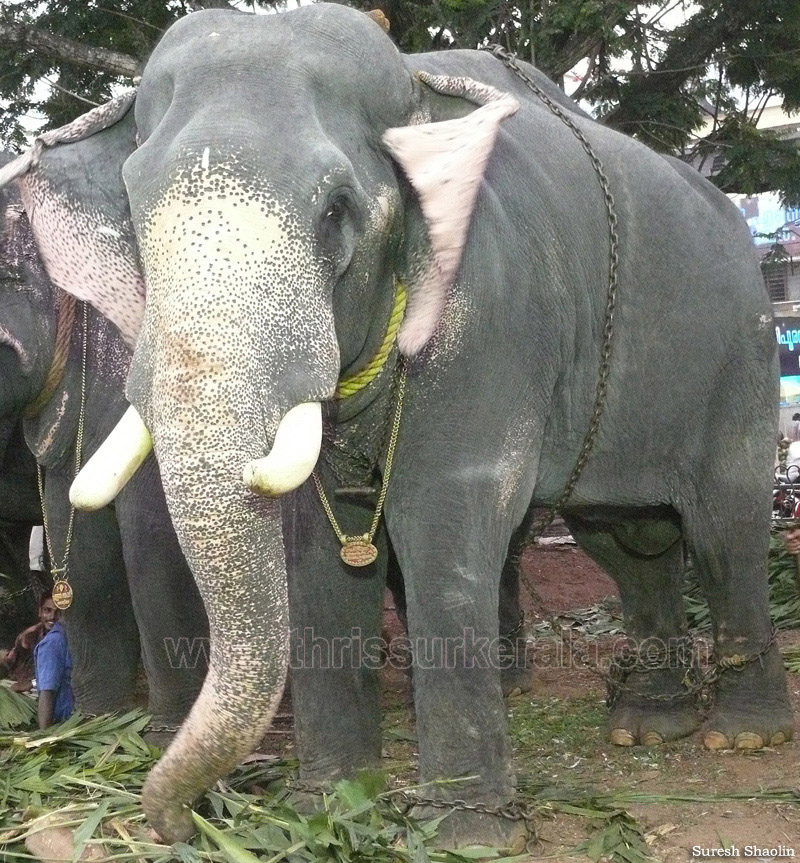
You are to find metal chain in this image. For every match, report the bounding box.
[287,781,539,846]
[562,626,778,708]
[144,723,181,734]
[484,45,620,540]
[36,301,89,584]
[313,363,407,546]
[599,635,700,708]
[323,368,401,489]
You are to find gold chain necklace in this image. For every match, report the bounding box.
[36,300,89,611]
[313,362,406,567]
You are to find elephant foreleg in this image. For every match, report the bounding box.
[386,537,529,698]
[386,476,524,853]
[285,476,386,785]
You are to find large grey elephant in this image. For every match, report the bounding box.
[0,153,208,726]
[0,4,791,850]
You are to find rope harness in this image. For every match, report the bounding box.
[334,283,406,399]
[24,290,76,420]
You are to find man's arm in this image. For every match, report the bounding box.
[37,690,56,729]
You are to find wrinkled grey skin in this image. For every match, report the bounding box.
[3,5,791,849]
[0,155,208,725]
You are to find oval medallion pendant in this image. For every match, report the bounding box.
[52,579,74,610]
[341,540,379,567]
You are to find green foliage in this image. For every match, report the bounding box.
[574,809,651,863]
[683,527,800,633]
[0,682,37,728]
[710,119,800,204]
[1,0,799,197]
[0,711,507,862]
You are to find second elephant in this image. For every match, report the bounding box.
[0,153,208,726]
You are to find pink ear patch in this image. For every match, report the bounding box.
[383,74,519,355]
[19,174,145,348]
[0,91,144,348]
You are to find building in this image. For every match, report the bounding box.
[690,103,800,435]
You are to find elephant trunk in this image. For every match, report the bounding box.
[140,426,290,844]
[121,167,339,841]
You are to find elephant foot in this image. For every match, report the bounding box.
[411,805,529,854]
[287,786,328,814]
[500,627,530,698]
[702,645,793,750]
[143,728,178,749]
[608,669,699,746]
[501,664,531,698]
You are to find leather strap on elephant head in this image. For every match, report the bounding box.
[334,280,407,399]
[24,290,77,419]
[365,9,390,32]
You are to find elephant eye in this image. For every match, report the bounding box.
[318,193,352,259]
[324,199,345,223]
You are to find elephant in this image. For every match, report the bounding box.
[0,152,208,727]
[0,419,42,646]
[0,4,791,850]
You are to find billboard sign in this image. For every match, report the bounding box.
[776,317,800,404]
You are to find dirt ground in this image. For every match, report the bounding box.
[512,543,800,862]
[263,539,800,863]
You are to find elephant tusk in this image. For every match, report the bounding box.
[69,406,153,511]
[243,402,322,497]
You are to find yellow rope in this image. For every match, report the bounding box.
[335,282,406,399]
[25,291,77,419]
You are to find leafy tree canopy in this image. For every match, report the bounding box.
[1,0,800,202]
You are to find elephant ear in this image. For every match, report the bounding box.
[0,92,145,349]
[382,73,519,356]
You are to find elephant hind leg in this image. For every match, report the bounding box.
[677,484,792,750]
[563,510,700,746]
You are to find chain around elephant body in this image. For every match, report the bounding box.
[36,300,89,611]
[485,44,621,539]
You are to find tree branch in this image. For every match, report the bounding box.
[545,0,640,80]
[600,7,750,134]
[0,21,140,78]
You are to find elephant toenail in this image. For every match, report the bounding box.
[506,687,522,698]
[640,731,664,746]
[703,731,732,750]
[609,728,636,747]
[734,732,764,750]
[769,732,787,746]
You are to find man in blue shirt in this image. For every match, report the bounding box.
[33,608,75,728]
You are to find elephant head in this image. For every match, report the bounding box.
[0,4,517,841]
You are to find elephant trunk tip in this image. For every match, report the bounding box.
[142,778,195,846]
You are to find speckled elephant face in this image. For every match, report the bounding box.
[125,153,338,445]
